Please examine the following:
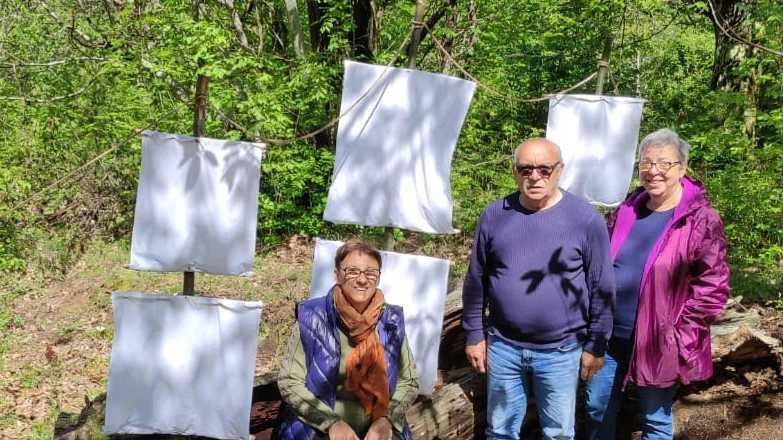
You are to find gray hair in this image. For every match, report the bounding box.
[638,128,690,167]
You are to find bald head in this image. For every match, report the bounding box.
[512,138,563,164]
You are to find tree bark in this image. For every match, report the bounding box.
[219,0,253,52]
[706,0,759,138]
[306,0,329,52]
[404,0,457,64]
[351,0,375,60]
[284,0,304,57]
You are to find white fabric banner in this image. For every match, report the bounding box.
[309,239,449,395]
[104,292,262,439]
[323,60,476,233]
[545,94,646,206]
[129,130,264,276]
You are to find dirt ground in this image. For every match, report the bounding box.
[670,310,783,440]
[2,239,782,440]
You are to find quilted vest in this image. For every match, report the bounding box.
[277,288,413,440]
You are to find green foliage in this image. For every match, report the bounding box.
[0,0,780,304]
[259,144,334,244]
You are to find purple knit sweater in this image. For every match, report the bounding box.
[462,190,615,356]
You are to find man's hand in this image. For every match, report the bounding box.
[465,340,487,373]
[364,416,393,440]
[328,420,360,440]
[580,351,605,381]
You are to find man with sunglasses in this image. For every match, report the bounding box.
[462,138,615,440]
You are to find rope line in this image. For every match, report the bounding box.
[13,103,185,211]
[10,16,420,209]
[707,0,783,58]
[13,12,619,211]
[214,20,602,144]
[215,21,416,146]
[423,23,598,103]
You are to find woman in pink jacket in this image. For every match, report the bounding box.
[584,128,730,440]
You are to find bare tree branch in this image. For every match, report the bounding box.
[0,57,106,68]
[35,0,109,49]
[404,0,457,59]
[707,0,783,58]
[0,70,104,103]
[102,0,117,25]
[217,0,253,52]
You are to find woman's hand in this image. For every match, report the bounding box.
[364,417,393,440]
[328,420,360,440]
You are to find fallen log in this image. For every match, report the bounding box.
[54,293,782,440]
[710,298,782,370]
[407,367,484,440]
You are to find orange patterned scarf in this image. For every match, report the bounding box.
[333,285,390,420]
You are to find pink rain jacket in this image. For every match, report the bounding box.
[608,176,730,387]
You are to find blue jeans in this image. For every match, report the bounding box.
[585,338,678,440]
[486,334,582,440]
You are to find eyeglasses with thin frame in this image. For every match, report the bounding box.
[515,162,561,178]
[638,160,681,172]
[340,266,381,282]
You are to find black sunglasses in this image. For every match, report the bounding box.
[515,162,561,177]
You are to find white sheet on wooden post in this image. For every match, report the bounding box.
[129,131,264,275]
[545,94,646,206]
[323,60,476,233]
[104,292,262,439]
[309,238,449,395]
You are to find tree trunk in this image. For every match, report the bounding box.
[284,0,304,57]
[351,0,375,60]
[306,0,329,52]
[707,0,759,138]
[219,0,253,51]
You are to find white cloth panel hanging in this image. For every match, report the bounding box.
[545,94,646,207]
[129,131,264,275]
[104,292,262,439]
[323,60,476,233]
[309,238,449,395]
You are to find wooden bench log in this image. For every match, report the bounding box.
[54,293,781,440]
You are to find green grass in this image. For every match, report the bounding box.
[1,234,781,438]
[729,262,783,308]
[18,364,45,389]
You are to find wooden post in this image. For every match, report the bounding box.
[183,74,209,295]
[193,75,209,136]
[407,0,426,69]
[382,0,426,251]
[595,36,613,95]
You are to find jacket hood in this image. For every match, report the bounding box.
[610,175,712,260]
[624,175,711,223]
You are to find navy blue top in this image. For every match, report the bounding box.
[462,191,615,356]
[612,206,673,340]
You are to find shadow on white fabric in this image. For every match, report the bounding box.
[546,94,645,207]
[104,292,262,439]
[323,60,476,233]
[129,131,264,275]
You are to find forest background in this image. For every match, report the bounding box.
[0,0,781,437]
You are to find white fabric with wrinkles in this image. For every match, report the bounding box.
[104,292,262,439]
[129,130,264,275]
[546,94,645,207]
[323,60,476,233]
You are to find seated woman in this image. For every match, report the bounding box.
[278,240,418,440]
